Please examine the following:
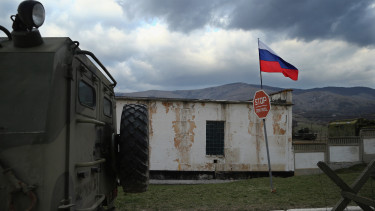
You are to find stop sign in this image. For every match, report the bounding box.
[253,90,271,119]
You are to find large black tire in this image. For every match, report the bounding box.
[118,104,149,193]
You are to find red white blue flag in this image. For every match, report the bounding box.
[258,40,299,81]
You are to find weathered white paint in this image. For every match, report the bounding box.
[116,90,294,172]
[329,146,360,162]
[364,138,375,154]
[362,130,375,162]
[295,152,324,169]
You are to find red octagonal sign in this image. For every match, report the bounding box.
[253,90,271,119]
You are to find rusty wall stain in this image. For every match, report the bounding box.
[172,120,196,149]
[174,158,181,171]
[171,102,197,170]
[248,122,255,136]
[247,104,255,136]
[148,102,157,139]
[272,111,286,135]
[273,124,286,135]
[172,123,182,149]
[204,162,214,170]
[255,120,264,164]
[162,102,174,113]
[187,120,196,143]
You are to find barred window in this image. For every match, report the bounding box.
[206,121,225,156]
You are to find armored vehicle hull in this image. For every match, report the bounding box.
[1,2,149,210]
[0,37,118,210]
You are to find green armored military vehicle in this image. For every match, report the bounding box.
[328,118,375,138]
[0,1,149,210]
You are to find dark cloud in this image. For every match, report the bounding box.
[119,0,224,32]
[228,0,375,46]
[118,0,375,46]
[1,0,374,92]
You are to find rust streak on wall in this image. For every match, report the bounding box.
[273,112,286,135]
[247,104,255,136]
[174,158,181,171]
[162,102,173,113]
[187,120,196,143]
[248,122,255,136]
[255,120,263,164]
[172,105,181,149]
[148,102,157,138]
[171,102,196,170]
[173,122,182,149]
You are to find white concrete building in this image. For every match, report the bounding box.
[116,90,294,178]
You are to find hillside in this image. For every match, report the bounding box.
[117,83,282,100]
[117,82,375,122]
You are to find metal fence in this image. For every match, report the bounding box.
[328,137,361,145]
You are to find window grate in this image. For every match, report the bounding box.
[206,121,225,156]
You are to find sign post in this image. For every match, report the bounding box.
[253,90,275,192]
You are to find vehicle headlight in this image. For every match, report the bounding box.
[17,1,45,29]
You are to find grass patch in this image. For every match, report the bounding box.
[115,164,375,210]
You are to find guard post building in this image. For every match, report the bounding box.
[116,90,294,179]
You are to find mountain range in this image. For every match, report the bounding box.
[116,82,375,123]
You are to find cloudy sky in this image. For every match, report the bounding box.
[1,0,375,92]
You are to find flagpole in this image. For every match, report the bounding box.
[257,38,263,90]
[257,38,275,193]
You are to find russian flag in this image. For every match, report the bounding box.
[258,40,299,81]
